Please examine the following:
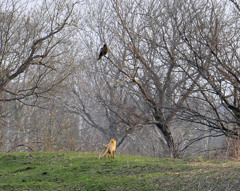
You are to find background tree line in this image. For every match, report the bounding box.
[0,0,239,158]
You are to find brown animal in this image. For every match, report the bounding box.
[99,139,116,159]
[98,44,109,60]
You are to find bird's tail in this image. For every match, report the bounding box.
[97,56,102,60]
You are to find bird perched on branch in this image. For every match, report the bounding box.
[98,44,109,60]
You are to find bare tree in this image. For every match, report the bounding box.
[176,0,240,138]
[75,0,240,157]
[71,0,203,157]
[0,0,78,101]
[0,0,82,151]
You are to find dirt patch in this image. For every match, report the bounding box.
[15,166,36,173]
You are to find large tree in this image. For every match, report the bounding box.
[74,0,202,157]
[0,0,81,151]
[176,0,240,139]
[76,0,240,157]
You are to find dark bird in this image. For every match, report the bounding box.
[98,44,109,60]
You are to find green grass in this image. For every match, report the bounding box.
[0,152,239,190]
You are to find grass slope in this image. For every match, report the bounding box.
[0,152,239,191]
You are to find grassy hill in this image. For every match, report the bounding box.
[0,152,239,191]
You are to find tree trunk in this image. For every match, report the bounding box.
[155,122,177,158]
